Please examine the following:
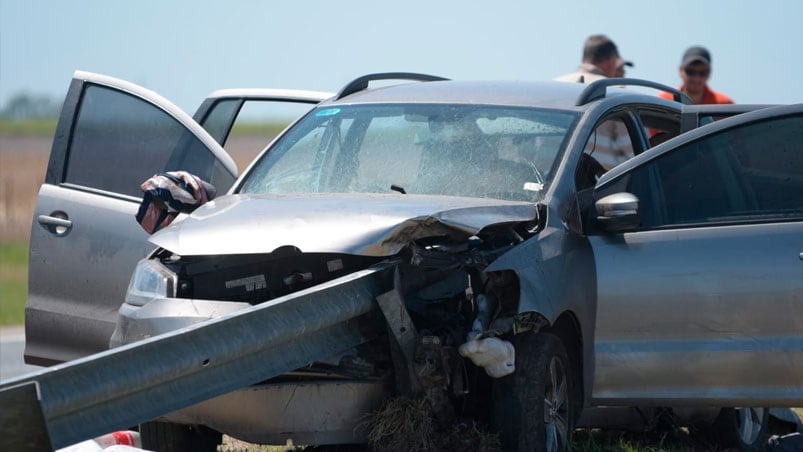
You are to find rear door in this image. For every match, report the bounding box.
[588,104,803,406]
[193,89,333,145]
[25,71,239,365]
[192,89,333,174]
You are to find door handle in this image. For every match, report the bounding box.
[38,214,73,235]
[38,215,73,228]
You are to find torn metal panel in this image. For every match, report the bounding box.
[149,193,537,257]
[0,265,392,450]
[486,220,598,401]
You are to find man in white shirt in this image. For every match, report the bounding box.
[555,34,632,83]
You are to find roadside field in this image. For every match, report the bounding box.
[0,241,27,325]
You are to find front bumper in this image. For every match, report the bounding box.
[162,379,390,445]
[109,298,251,348]
[110,299,391,445]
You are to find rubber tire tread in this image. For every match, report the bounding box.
[711,407,770,452]
[491,332,574,452]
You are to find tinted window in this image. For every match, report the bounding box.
[65,85,232,198]
[240,104,577,202]
[198,99,241,145]
[629,114,803,229]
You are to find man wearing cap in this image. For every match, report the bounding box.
[659,46,733,104]
[555,34,633,83]
[557,35,635,179]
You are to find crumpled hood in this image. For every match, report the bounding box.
[149,193,537,256]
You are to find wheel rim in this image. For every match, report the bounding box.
[735,407,764,445]
[543,356,569,452]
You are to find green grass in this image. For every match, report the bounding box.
[572,429,694,452]
[0,119,57,136]
[0,241,28,325]
[229,121,291,136]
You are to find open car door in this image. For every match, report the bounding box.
[25,72,330,365]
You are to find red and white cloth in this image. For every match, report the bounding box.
[135,171,216,234]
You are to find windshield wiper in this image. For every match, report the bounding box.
[390,184,407,194]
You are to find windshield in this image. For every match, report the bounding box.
[239,104,577,201]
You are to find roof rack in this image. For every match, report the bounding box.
[335,72,450,100]
[576,78,692,106]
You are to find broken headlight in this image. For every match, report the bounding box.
[125,259,177,306]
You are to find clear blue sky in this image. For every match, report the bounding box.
[2,0,801,114]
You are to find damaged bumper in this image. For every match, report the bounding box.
[160,380,391,445]
[110,298,251,348]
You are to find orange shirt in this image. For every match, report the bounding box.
[659,85,734,104]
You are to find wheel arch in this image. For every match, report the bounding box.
[547,311,585,419]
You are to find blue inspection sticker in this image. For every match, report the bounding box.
[316,108,341,117]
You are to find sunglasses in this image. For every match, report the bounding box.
[684,67,710,77]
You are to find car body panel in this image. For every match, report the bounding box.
[26,184,155,364]
[590,103,803,405]
[590,221,803,404]
[149,193,537,257]
[163,380,391,445]
[25,71,237,365]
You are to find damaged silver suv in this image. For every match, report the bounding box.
[26,71,803,451]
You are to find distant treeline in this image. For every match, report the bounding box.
[0,92,61,120]
[0,92,296,137]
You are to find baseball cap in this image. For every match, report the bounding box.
[681,46,711,67]
[584,34,633,67]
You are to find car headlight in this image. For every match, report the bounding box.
[125,259,177,307]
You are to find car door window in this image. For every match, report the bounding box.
[576,116,635,190]
[637,108,681,148]
[628,114,803,229]
[66,85,234,198]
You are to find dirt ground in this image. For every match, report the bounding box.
[0,134,264,242]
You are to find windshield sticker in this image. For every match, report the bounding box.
[523,182,544,192]
[316,108,341,117]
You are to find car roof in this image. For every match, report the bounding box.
[319,79,617,111]
[319,75,689,111]
[326,81,585,109]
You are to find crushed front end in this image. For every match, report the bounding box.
[110,194,542,445]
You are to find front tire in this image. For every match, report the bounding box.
[139,421,221,452]
[492,332,574,452]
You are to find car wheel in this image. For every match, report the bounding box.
[712,407,769,451]
[139,421,222,452]
[491,332,574,452]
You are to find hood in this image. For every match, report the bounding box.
[149,193,537,256]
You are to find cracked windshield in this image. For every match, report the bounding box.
[240,104,577,202]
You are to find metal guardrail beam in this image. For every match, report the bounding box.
[0,265,392,450]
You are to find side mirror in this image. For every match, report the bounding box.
[595,192,640,232]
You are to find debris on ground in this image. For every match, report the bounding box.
[364,396,500,452]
